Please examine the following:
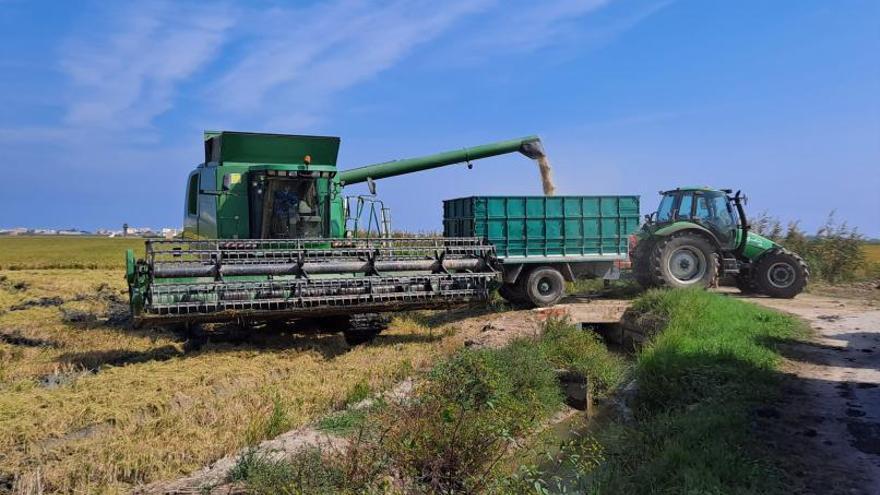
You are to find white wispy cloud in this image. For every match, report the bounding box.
[456,0,612,53]
[60,1,233,129]
[11,0,668,137]
[208,0,495,128]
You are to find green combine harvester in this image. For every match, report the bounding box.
[126,131,548,342]
[631,187,809,298]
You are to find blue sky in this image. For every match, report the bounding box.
[1,0,878,236]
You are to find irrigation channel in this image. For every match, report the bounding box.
[512,302,639,491]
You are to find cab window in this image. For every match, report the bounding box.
[186,174,199,216]
[656,194,675,222]
[677,193,694,219]
[695,195,710,219]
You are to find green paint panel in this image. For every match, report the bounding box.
[443,196,640,259]
[208,131,340,166]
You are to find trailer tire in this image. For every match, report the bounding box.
[523,266,566,307]
[753,248,809,299]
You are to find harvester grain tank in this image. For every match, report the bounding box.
[126,131,551,341]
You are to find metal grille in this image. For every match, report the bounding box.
[136,237,498,325]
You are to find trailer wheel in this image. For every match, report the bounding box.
[523,266,566,307]
[753,249,809,299]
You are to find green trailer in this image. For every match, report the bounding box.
[443,195,640,306]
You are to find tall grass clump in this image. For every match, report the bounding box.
[233,320,626,494]
[592,289,806,494]
[229,448,345,495]
[751,212,867,283]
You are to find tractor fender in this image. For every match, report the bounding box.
[652,222,723,251]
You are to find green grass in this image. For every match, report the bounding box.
[229,448,345,495]
[234,320,627,494]
[591,289,807,494]
[316,408,370,436]
[0,236,144,270]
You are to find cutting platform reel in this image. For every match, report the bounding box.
[127,237,499,329]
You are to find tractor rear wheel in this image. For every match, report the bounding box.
[649,233,719,289]
[753,249,809,298]
[523,266,566,307]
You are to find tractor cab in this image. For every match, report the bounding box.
[651,187,743,251]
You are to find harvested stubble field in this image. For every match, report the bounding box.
[0,238,489,493]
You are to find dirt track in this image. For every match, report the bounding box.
[736,291,880,494]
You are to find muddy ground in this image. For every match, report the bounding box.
[734,290,880,495]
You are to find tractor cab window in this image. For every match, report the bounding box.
[656,193,675,223]
[676,193,694,219]
[695,191,737,247]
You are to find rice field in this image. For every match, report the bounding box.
[0,236,144,270]
[0,237,477,493]
[864,243,880,264]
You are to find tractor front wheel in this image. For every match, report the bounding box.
[649,233,719,289]
[753,249,809,298]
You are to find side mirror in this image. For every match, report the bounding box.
[367,177,377,196]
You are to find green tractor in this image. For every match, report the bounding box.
[631,187,809,298]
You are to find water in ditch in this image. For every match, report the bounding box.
[505,408,602,493]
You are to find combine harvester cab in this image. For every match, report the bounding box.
[126,131,547,342]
